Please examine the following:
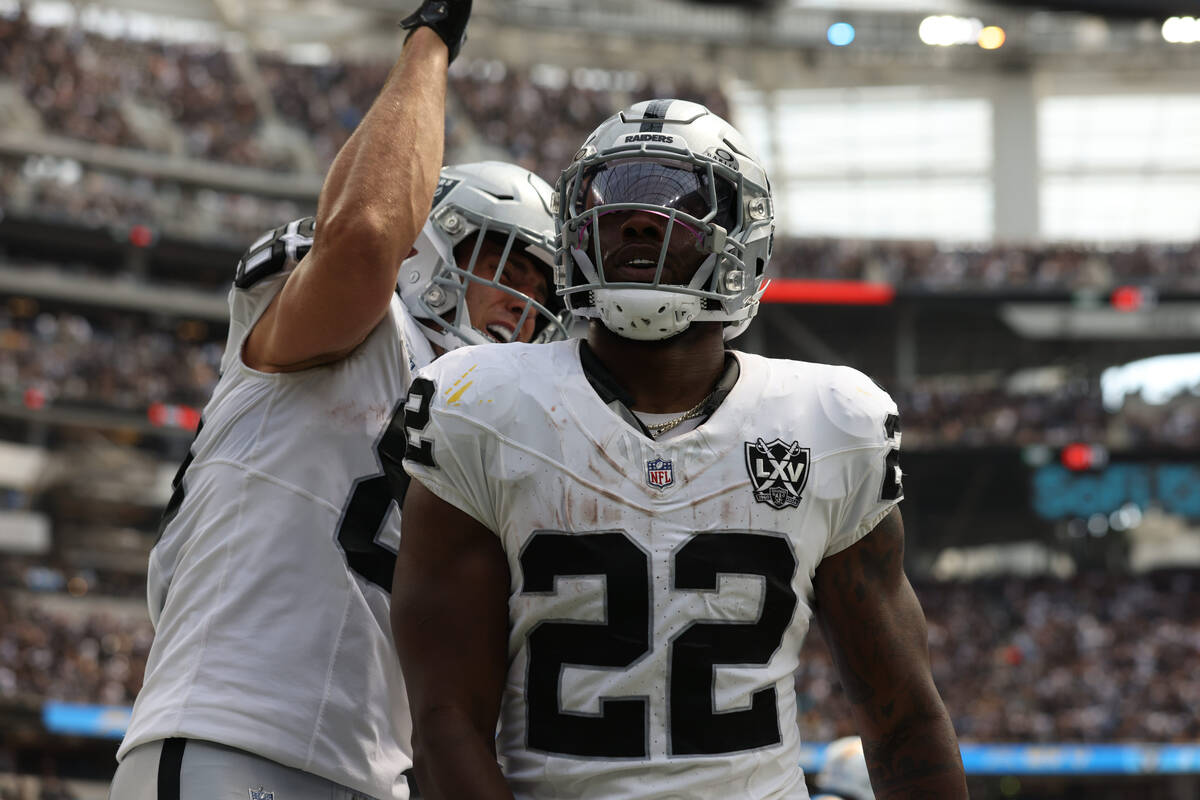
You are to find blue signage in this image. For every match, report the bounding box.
[800,742,1200,775]
[38,702,1200,776]
[1033,463,1200,520]
[42,701,132,739]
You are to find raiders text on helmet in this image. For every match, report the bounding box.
[554,99,775,342]
[399,161,569,351]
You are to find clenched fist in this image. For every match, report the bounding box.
[399,0,473,63]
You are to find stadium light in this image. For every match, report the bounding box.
[978,26,1006,50]
[918,15,983,47]
[827,22,855,47]
[1109,504,1142,532]
[1162,16,1200,44]
[1109,285,1154,312]
[1061,443,1108,472]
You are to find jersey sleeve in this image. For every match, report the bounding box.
[220,217,315,374]
[821,368,904,559]
[397,365,501,534]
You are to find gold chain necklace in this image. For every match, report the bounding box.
[642,390,716,439]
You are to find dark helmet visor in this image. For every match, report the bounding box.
[574,158,738,233]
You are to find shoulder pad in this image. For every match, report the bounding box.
[419,343,522,403]
[418,342,562,424]
[234,217,315,289]
[817,365,898,444]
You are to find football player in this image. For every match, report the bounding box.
[390,99,967,799]
[812,737,875,800]
[109,4,567,799]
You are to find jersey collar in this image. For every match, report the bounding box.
[577,339,740,441]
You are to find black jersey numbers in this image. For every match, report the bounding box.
[402,378,437,468]
[234,217,315,289]
[519,529,798,760]
[669,533,797,755]
[880,413,903,501]
[335,379,436,591]
[521,532,651,758]
[155,419,205,544]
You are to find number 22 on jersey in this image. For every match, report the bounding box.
[520,530,798,759]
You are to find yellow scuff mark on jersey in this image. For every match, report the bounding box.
[444,364,479,396]
[447,381,474,405]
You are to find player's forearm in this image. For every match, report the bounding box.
[411,708,515,800]
[313,27,447,274]
[861,704,967,799]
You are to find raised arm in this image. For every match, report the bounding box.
[245,0,470,372]
[391,480,515,800]
[812,508,968,799]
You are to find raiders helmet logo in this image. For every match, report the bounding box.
[745,438,810,509]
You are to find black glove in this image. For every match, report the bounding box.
[399,0,472,63]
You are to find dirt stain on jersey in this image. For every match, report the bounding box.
[719,497,741,527]
[325,402,393,434]
[578,493,601,527]
[600,502,622,526]
[327,401,369,426]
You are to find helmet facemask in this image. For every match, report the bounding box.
[408,205,570,351]
[556,131,774,342]
[399,161,570,353]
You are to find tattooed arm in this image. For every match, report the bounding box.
[812,508,968,799]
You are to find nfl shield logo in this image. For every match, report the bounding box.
[249,788,274,800]
[646,456,674,491]
[745,437,810,510]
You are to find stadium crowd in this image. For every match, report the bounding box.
[897,379,1200,450]
[801,568,1200,743]
[0,159,310,243]
[0,597,151,706]
[1,4,726,184]
[5,307,1195,450]
[1,557,146,601]
[2,570,1197,742]
[898,379,1106,450]
[0,308,221,413]
[770,238,1200,292]
[0,7,264,166]
[5,6,1200,295]
[800,570,1200,743]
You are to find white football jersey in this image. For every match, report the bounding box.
[402,339,903,800]
[119,219,434,800]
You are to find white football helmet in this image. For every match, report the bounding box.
[554,99,774,342]
[399,161,569,351]
[816,736,875,800]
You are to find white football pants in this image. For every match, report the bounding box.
[109,738,384,800]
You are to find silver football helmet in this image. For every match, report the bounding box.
[399,161,569,351]
[554,99,774,342]
[816,737,875,800]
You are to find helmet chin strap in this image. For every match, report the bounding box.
[593,287,701,341]
[570,244,716,342]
